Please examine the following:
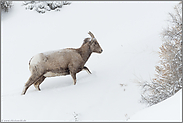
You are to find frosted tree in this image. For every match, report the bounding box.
[1,1,12,12]
[22,1,71,14]
[140,2,182,106]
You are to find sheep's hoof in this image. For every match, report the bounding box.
[37,88,41,91]
[21,87,27,95]
[21,92,25,95]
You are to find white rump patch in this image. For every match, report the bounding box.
[30,54,42,65]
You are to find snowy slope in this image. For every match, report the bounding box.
[128,89,182,122]
[1,1,180,122]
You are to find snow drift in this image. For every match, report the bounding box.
[128,89,182,122]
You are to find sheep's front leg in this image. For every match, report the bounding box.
[83,66,92,74]
[70,72,77,85]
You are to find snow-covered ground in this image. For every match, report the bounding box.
[1,1,181,122]
[128,89,182,122]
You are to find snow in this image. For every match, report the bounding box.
[128,89,182,122]
[1,1,181,122]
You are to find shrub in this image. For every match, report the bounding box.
[1,1,12,12]
[140,2,182,106]
[22,1,71,14]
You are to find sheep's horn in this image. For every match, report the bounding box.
[88,31,95,41]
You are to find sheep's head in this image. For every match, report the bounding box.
[88,31,103,53]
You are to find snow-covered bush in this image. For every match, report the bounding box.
[1,1,12,12]
[140,2,182,106]
[22,1,71,14]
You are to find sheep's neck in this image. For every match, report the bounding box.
[78,44,92,64]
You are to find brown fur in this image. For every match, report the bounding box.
[21,32,103,95]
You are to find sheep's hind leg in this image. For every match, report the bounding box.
[34,76,46,91]
[83,66,92,74]
[21,74,43,95]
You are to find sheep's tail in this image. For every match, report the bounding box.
[28,57,34,73]
[29,57,33,66]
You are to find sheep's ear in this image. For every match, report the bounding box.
[83,38,90,45]
[83,40,88,44]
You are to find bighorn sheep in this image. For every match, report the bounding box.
[21,31,103,95]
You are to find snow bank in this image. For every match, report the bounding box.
[128,89,182,122]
